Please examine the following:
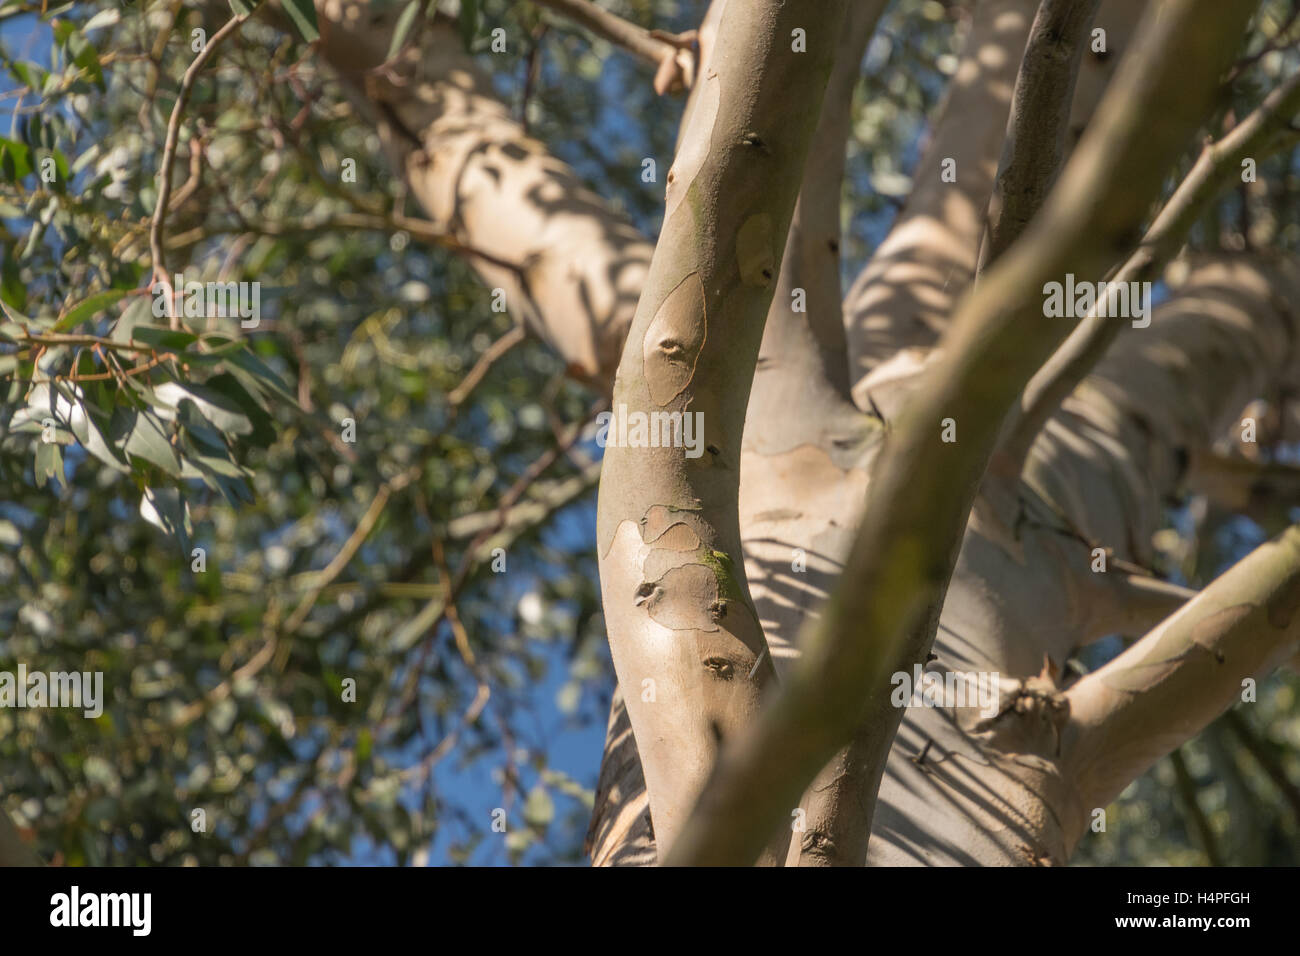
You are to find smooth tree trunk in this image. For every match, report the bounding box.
[594,0,846,862]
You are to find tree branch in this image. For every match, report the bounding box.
[313,2,651,393]
[981,0,1101,268]
[529,0,697,94]
[740,0,891,867]
[1002,68,1300,470]
[1103,573,1200,640]
[1064,525,1300,822]
[150,11,249,329]
[1188,448,1300,515]
[596,0,845,862]
[666,0,1261,867]
[842,0,1039,398]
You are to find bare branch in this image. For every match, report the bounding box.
[150,12,250,328]
[447,324,528,407]
[843,0,1039,396]
[981,0,1101,268]
[666,0,1261,867]
[1064,525,1300,820]
[1002,69,1300,469]
[530,0,697,94]
[1187,449,1300,515]
[1103,573,1199,639]
[282,466,420,634]
[313,6,651,393]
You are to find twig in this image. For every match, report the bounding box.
[388,399,605,720]
[530,0,696,93]
[448,324,527,407]
[281,466,420,634]
[9,329,181,355]
[1223,709,1300,824]
[1169,747,1225,866]
[150,12,250,329]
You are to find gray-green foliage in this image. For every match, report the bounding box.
[0,0,647,865]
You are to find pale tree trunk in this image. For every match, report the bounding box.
[313,1,652,393]
[729,0,893,868]
[665,0,1262,866]
[842,0,1039,400]
[300,0,1300,866]
[594,0,845,862]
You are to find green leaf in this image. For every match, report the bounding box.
[281,0,320,42]
[139,487,190,551]
[388,0,421,61]
[190,452,249,479]
[34,440,63,489]
[54,288,130,332]
[129,324,199,351]
[0,297,29,329]
[8,61,46,92]
[112,297,153,343]
[77,415,131,472]
[228,0,262,16]
[153,381,253,436]
[67,34,105,91]
[458,0,478,52]
[111,407,181,476]
[0,137,31,181]
[176,401,231,454]
[225,348,298,406]
[201,372,276,445]
[0,256,25,312]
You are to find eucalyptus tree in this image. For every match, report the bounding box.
[3,0,1300,868]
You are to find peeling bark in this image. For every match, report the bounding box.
[595,0,846,862]
[666,0,1261,867]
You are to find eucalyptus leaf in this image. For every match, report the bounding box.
[281,0,320,42]
[54,288,130,332]
[152,382,253,436]
[112,407,181,476]
[388,1,421,61]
